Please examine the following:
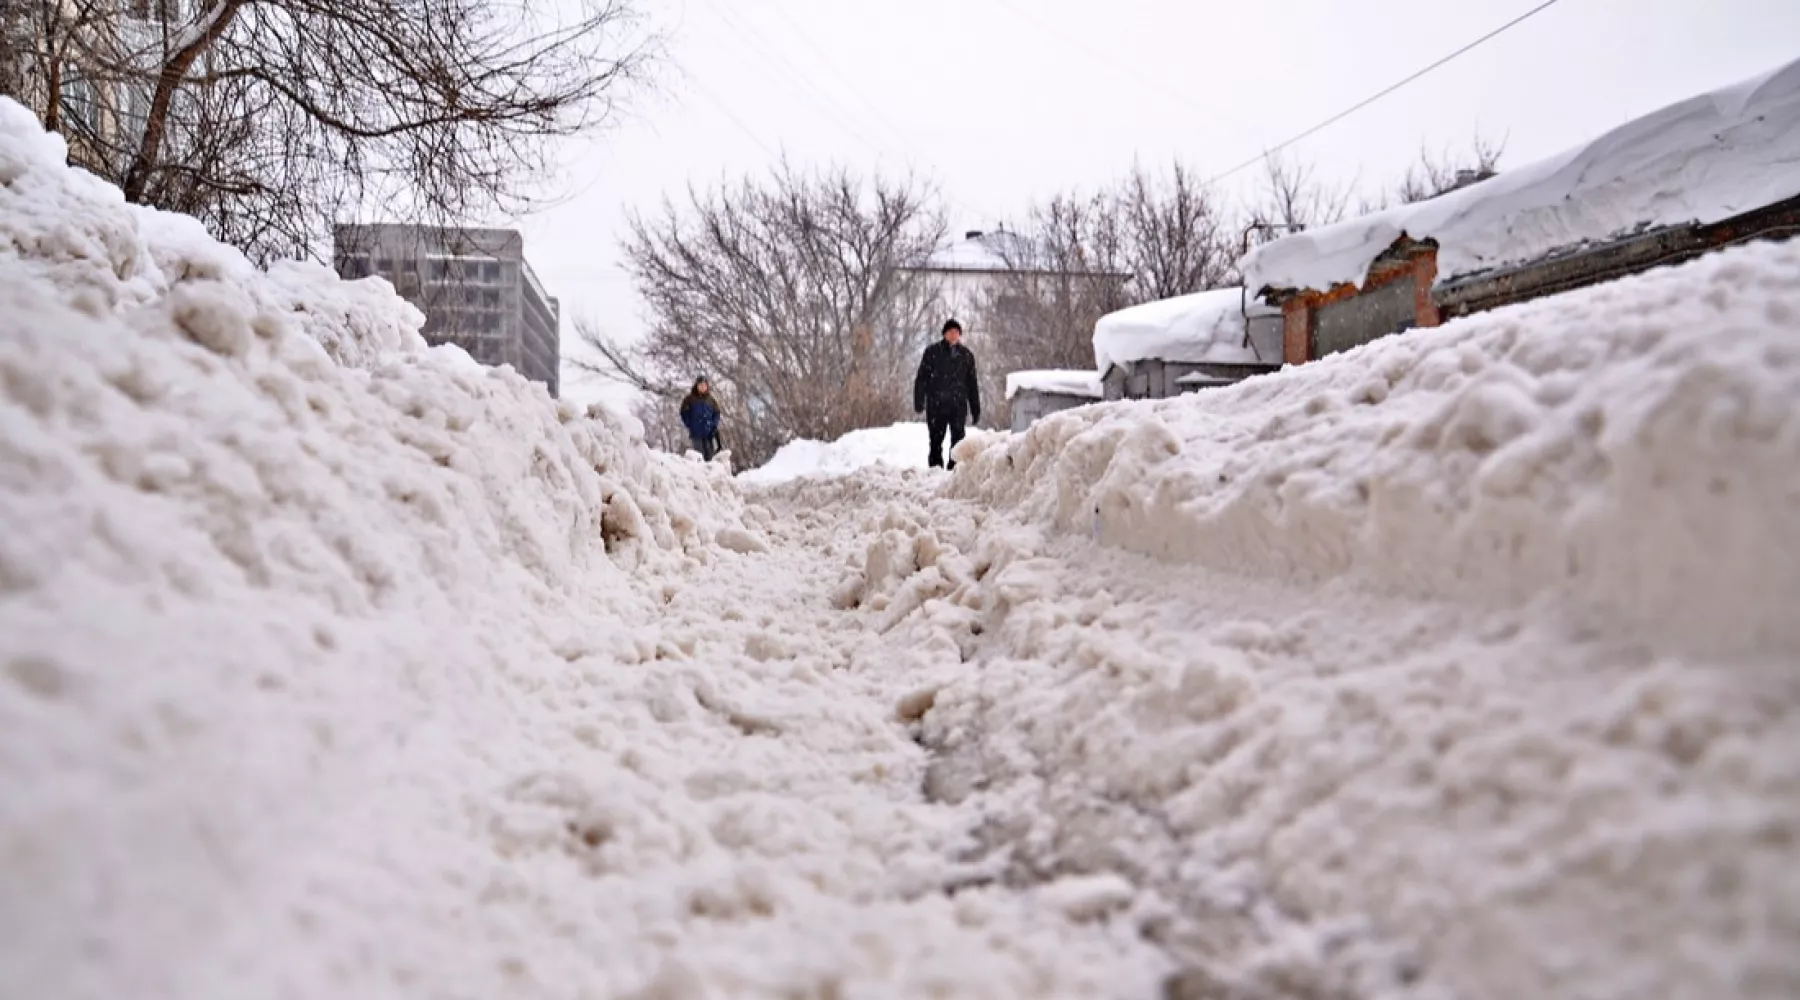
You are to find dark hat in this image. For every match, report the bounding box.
[942,318,963,334]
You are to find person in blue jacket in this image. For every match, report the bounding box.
[679,376,723,461]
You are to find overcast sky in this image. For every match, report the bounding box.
[512,0,1800,408]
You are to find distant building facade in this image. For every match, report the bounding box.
[332,224,561,398]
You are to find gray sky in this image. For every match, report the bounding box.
[513,0,1800,409]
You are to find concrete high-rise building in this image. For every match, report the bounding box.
[332,224,561,398]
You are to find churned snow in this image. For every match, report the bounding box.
[1092,287,1269,375]
[1004,369,1103,401]
[1243,56,1800,295]
[6,90,1800,1000]
[738,421,997,486]
[0,102,1160,999]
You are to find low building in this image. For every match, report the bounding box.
[1243,57,1800,365]
[1093,287,1283,401]
[1004,370,1103,431]
[332,224,562,398]
[903,228,1132,323]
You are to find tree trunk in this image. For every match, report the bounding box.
[120,0,245,203]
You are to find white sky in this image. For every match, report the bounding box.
[511,0,1800,408]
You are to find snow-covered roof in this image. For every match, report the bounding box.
[1092,287,1273,375]
[917,230,1034,272]
[1004,369,1104,401]
[1243,57,1800,296]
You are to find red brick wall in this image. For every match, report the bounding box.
[1278,246,1443,365]
[1412,249,1441,329]
[1282,299,1311,366]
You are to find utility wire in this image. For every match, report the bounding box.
[976,0,1257,136]
[1206,0,1567,185]
[748,0,1003,227]
[694,0,1003,228]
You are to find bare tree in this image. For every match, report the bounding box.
[1249,149,1353,231]
[577,165,946,469]
[631,393,687,455]
[3,0,653,263]
[1120,159,1235,299]
[974,160,1238,423]
[1394,132,1506,204]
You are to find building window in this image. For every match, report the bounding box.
[59,69,102,136]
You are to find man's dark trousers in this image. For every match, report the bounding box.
[927,411,965,469]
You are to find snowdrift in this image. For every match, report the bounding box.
[740,421,999,487]
[849,238,1800,997]
[955,237,1800,658]
[0,98,767,998]
[1242,56,1800,295]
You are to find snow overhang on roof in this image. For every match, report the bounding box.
[1092,287,1274,375]
[1004,369,1104,401]
[1241,56,1800,297]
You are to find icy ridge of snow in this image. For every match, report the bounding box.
[1242,57,1800,295]
[956,238,1800,658]
[1092,287,1267,374]
[1004,369,1103,401]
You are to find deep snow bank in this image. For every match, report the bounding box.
[856,499,1800,999]
[952,238,1800,657]
[0,100,758,998]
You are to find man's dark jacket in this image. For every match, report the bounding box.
[913,339,981,423]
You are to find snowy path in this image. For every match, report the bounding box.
[741,467,1797,999]
[5,96,1798,999]
[501,472,1173,995]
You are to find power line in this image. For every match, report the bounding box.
[692,0,1004,227]
[1206,0,1568,185]
[747,0,1002,227]
[975,0,1257,137]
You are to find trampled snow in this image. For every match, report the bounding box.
[1004,369,1103,401]
[6,89,1800,1000]
[1092,286,1269,375]
[0,102,1162,999]
[1242,56,1800,295]
[737,421,997,486]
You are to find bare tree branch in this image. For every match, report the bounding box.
[608,164,945,467]
[5,0,656,262]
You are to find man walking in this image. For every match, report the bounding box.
[913,318,981,470]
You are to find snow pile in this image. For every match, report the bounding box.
[740,421,998,486]
[959,236,1800,657]
[1092,287,1267,375]
[1243,56,1800,294]
[849,239,1800,997]
[0,102,1158,998]
[868,507,1800,999]
[1004,369,1103,401]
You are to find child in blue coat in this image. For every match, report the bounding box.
[678,377,722,461]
